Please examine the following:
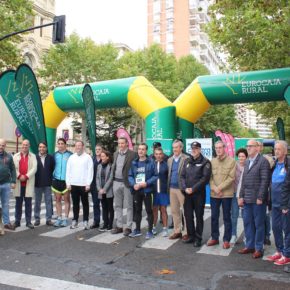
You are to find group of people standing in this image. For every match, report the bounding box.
[0,136,289,268]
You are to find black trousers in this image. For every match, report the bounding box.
[15,186,32,224]
[71,186,89,222]
[184,193,205,242]
[100,196,114,228]
[133,191,153,232]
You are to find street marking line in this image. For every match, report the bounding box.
[141,209,212,250]
[40,222,86,238]
[87,218,148,244]
[0,270,114,290]
[197,217,244,256]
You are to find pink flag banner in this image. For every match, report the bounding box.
[116,128,134,150]
[215,130,235,157]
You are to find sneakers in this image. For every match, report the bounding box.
[129,229,142,238]
[230,235,237,244]
[83,221,89,230]
[274,256,290,266]
[70,220,78,229]
[152,227,157,235]
[145,231,154,240]
[60,219,68,227]
[162,228,168,237]
[266,252,282,262]
[54,218,62,227]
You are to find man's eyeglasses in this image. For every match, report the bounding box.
[246,145,257,148]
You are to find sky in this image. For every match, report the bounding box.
[55,0,147,50]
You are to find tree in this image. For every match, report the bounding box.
[39,33,131,149]
[38,33,119,92]
[206,0,289,71]
[0,0,34,71]
[206,0,290,141]
[118,44,182,101]
[176,55,209,88]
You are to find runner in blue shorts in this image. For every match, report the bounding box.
[153,147,170,237]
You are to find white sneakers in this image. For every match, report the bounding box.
[83,221,89,230]
[70,220,78,229]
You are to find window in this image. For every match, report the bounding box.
[153,0,161,13]
[153,33,160,43]
[165,0,174,9]
[167,19,174,32]
[166,32,173,43]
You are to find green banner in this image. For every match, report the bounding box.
[276,117,285,140]
[0,64,47,153]
[145,106,176,155]
[82,84,96,156]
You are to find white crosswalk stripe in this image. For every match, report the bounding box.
[197,217,244,256]
[0,270,114,290]
[141,209,212,250]
[4,200,278,256]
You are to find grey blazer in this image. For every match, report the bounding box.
[239,154,271,203]
[96,163,113,198]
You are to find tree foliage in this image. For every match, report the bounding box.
[207,0,290,141]
[207,0,289,71]
[0,0,34,71]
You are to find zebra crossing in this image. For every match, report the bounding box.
[1,200,277,256]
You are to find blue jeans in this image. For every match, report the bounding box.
[282,210,290,258]
[231,195,239,236]
[0,183,11,224]
[243,203,266,251]
[91,188,100,224]
[272,207,283,252]
[265,210,271,238]
[34,186,53,221]
[15,186,32,224]
[210,197,232,242]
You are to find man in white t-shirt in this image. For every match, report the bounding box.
[66,141,93,230]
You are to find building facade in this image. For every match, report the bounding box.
[0,0,55,152]
[147,0,222,74]
[235,104,273,138]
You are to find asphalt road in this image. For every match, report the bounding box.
[0,202,289,290]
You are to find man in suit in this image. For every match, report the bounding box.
[111,137,136,236]
[167,139,189,240]
[238,139,271,258]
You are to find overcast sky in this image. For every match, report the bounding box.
[55,0,147,50]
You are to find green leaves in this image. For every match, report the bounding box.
[0,0,34,70]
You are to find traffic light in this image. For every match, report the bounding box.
[52,15,65,44]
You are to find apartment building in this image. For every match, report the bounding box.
[147,0,222,74]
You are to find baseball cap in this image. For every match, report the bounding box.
[191,141,201,149]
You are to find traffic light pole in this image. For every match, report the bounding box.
[0,22,56,41]
[0,15,65,43]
